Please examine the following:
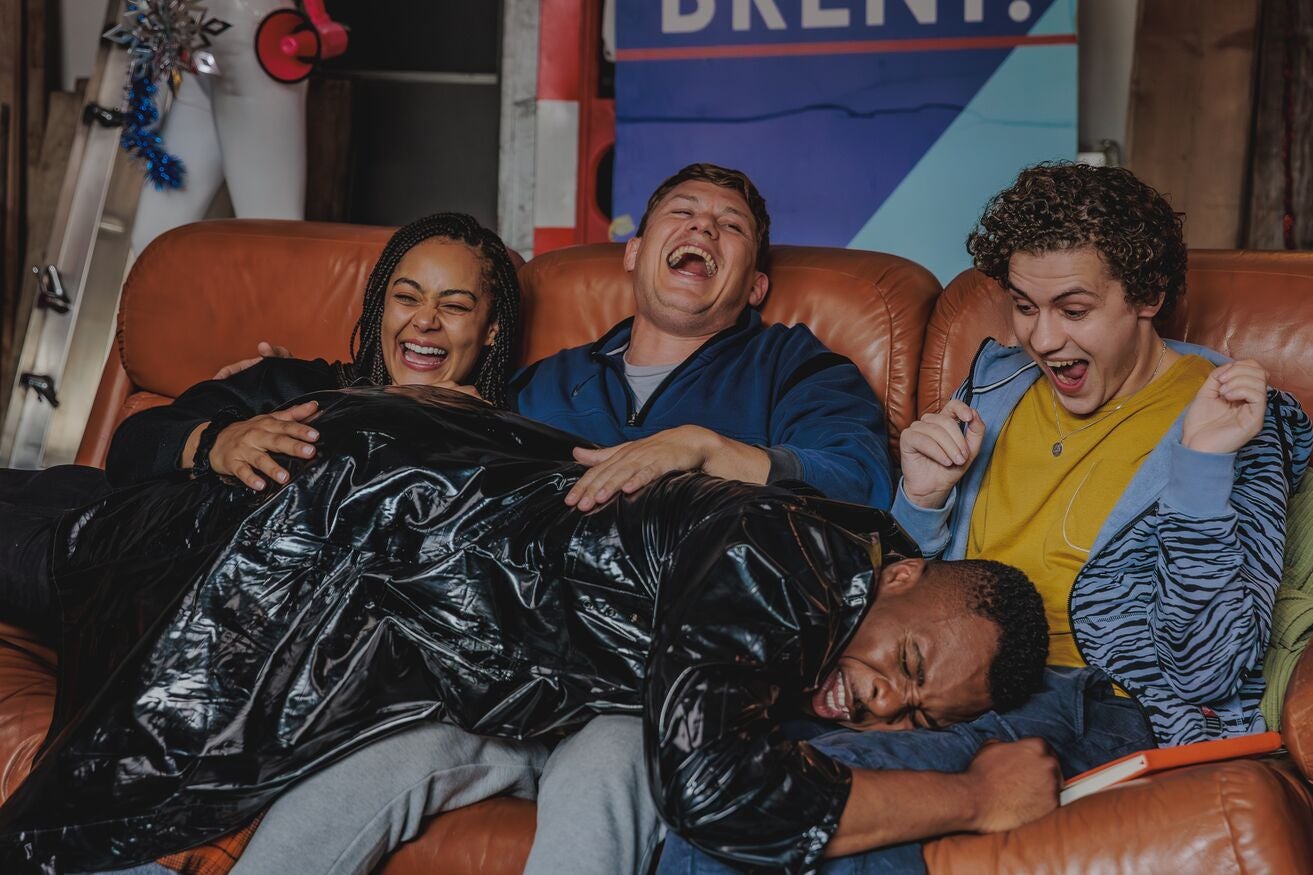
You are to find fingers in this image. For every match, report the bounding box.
[573,445,620,465]
[566,446,661,511]
[1215,361,1267,404]
[940,399,978,424]
[250,451,292,487]
[214,357,261,380]
[903,415,970,467]
[566,460,628,511]
[271,400,321,425]
[257,341,291,359]
[964,410,986,458]
[265,431,319,461]
[229,460,267,492]
[210,413,319,490]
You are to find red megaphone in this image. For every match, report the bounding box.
[255,1,349,84]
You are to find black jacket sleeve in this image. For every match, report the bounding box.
[645,498,897,873]
[105,358,339,487]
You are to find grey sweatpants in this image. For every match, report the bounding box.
[229,716,661,875]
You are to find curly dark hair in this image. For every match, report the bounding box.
[636,163,772,273]
[966,162,1187,318]
[937,558,1049,713]
[338,212,522,408]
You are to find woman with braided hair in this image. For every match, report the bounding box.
[106,211,522,490]
[0,212,522,633]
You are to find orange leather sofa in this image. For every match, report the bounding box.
[0,221,1310,874]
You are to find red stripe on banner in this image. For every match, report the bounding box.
[614,33,1076,62]
[539,0,583,100]
[534,227,577,255]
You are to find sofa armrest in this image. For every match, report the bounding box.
[1284,640,1313,780]
[923,759,1313,875]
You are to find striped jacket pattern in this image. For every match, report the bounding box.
[893,339,1312,745]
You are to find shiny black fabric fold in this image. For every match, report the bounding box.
[0,387,916,873]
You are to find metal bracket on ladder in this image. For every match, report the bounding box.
[33,265,72,314]
[18,374,59,408]
[0,0,146,469]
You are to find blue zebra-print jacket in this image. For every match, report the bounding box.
[894,339,1312,745]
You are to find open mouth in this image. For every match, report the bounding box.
[665,244,719,279]
[400,340,449,372]
[811,666,852,721]
[1046,358,1089,394]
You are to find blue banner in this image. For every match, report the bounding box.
[613,0,1078,282]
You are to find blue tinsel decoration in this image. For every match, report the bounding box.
[121,66,186,189]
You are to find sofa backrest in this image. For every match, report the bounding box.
[75,220,941,466]
[919,250,1313,416]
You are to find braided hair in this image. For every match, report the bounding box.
[338,212,522,408]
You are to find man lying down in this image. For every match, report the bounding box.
[0,387,1057,874]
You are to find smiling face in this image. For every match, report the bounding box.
[1007,247,1166,416]
[379,238,499,387]
[808,559,997,732]
[623,179,769,337]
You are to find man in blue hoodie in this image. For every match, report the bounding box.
[226,164,897,875]
[514,162,893,511]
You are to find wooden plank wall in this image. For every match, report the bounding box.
[1245,0,1312,249]
[1126,0,1261,248]
[0,0,55,419]
[0,0,25,385]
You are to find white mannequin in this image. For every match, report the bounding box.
[130,0,308,253]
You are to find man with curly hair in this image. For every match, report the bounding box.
[658,162,1309,875]
[891,161,1311,755]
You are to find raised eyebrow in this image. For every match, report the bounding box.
[1052,289,1096,304]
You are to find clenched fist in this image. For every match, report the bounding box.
[1182,359,1268,455]
[899,399,985,510]
[966,738,1062,834]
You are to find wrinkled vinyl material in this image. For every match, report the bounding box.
[0,387,917,874]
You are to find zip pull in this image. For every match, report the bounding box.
[627,412,639,426]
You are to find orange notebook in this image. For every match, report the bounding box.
[1059,731,1284,806]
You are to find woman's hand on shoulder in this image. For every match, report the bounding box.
[212,341,292,380]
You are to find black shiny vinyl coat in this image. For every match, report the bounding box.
[0,387,917,873]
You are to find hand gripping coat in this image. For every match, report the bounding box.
[0,387,918,873]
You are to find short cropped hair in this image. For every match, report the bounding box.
[637,163,772,273]
[937,559,1049,713]
[966,162,1188,319]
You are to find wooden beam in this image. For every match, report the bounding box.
[1244,0,1313,249]
[1126,0,1261,248]
[0,0,26,394]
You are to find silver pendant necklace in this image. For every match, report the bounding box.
[1049,341,1168,457]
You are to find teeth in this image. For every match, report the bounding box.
[1046,359,1080,368]
[666,244,719,277]
[403,342,447,356]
